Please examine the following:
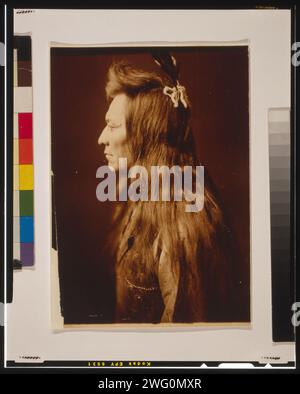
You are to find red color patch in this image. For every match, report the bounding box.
[19,139,33,164]
[18,113,32,139]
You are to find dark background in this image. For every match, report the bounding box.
[51,46,250,324]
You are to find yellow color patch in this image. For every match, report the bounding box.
[19,164,34,190]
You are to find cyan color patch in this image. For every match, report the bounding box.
[20,216,34,243]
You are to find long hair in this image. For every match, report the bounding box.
[105,59,237,322]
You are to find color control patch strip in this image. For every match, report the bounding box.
[13,36,34,267]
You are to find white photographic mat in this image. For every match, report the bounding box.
[7,8,294,366]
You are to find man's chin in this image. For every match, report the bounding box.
[107,161,118,171]
[106,157,128,171]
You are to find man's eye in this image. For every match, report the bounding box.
[108,124,120,129]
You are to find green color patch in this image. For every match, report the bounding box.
[20,190,33,216]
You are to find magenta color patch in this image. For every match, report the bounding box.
[20,242,34,266]
[18,113,33,139]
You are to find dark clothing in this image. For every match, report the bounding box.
[115,235,165,323]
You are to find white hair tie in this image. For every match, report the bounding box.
[163,83,188,108]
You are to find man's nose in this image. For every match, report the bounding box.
[98,126,108,145]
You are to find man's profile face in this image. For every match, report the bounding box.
[98,93,128,170]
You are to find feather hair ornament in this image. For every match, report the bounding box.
[152,51,179,85]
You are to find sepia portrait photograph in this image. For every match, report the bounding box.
[7,7,294,367]
[50,45,250,327]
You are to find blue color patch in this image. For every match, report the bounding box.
[20,216,34,243]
